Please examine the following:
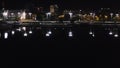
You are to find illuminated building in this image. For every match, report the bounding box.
[50,4,59,14]
[50,5,55,13]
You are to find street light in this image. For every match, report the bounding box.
[28,12,32,18]
[110,13,113,20]
[92,34,95,37]
[20,11,26,20]
[116,14,119,17]
[46,12,51,19]
[69,12,73,19]
[3,10,8,19]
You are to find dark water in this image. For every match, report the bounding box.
[0,23,120,48]
[0,23,120,65]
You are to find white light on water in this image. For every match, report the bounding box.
[92,34,95,37]
[46,33,50,37]
[89,31,93,35]
[24,32,28,37]
[48,31,52,34]
[3,11,8,17]
[11,31,15,35]
[16,28,21,32]
[68,31,73,37]
[29,30,32,34]
[114,34,119,37]
[109,31,113,35]
[4,32,8,39]
[22,27,26,31]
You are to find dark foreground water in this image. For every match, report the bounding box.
[0,23,120,66]
[0,23,120,48]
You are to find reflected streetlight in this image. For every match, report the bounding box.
[4,32,8,39]
[48,30,52,34]
[114,34,119,37]
[29,30,32,34]
[69,12,73,19]
[46,33,50,37]
[89,31,93,35]
[68,31,73,37]
[109,31,113,35]
[11,30,15,35]
[23,32,28,37]
[22,27,26,31]
[16,27,21,32]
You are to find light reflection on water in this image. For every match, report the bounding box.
[0,25,120,40]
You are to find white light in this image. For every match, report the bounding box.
[48,31,52,34]
[69,12,73,18]
[90,13,93,15]
[18,12,21,15]
[114,34,119,37]
[110,13,113,16]
[28,13,32,16]
[47,12,51,15]
[92,34,95,37]
[89,31,93,35]
[4,32,8,39]
[46,12,51,19]
[16,28,21,31]
[22,27,26,31]
[3,11,8,17]
[46,33,50,37]
[109,31,113,35]
[24,32,28,37]
[11,13,14,16]
[20,11,26,20]
[68,31,73,37]
[29,30,32,34]
[11,31,15,35]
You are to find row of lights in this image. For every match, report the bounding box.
[1,27,120,39]
[89,30,119,38]
[0,30,73,39]
[109,31,119,37]
[1,31,120,39]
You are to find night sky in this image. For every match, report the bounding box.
[0,0,120,9]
